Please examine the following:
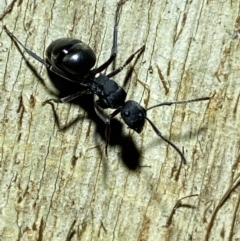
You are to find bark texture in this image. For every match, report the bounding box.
[0,0,240,240]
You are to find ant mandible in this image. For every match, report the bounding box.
[4,3,210,164]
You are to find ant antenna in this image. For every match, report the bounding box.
[146,97,210,111]
[145,96,210,164]
[145,117,187,164]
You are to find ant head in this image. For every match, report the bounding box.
[121,100,146,133]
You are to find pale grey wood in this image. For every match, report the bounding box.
[0,0,240,240]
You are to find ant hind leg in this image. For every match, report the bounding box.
[42,100,84,131]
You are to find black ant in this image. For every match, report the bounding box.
[4,3,210,164]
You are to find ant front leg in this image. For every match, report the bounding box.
[94,101,121,155]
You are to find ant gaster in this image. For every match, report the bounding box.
[4,3,210,164]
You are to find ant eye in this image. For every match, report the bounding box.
[123,111,130,117]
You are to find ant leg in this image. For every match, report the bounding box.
[107,45,145,78]
[93,3,124,74]
[42,101,83,130]
[135,79,151,108]
[42,89,91,105]
[3,26,79,83]
[94,102,121,155]
[42,89,91,130]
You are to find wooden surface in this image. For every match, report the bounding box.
[0,0,240,240]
